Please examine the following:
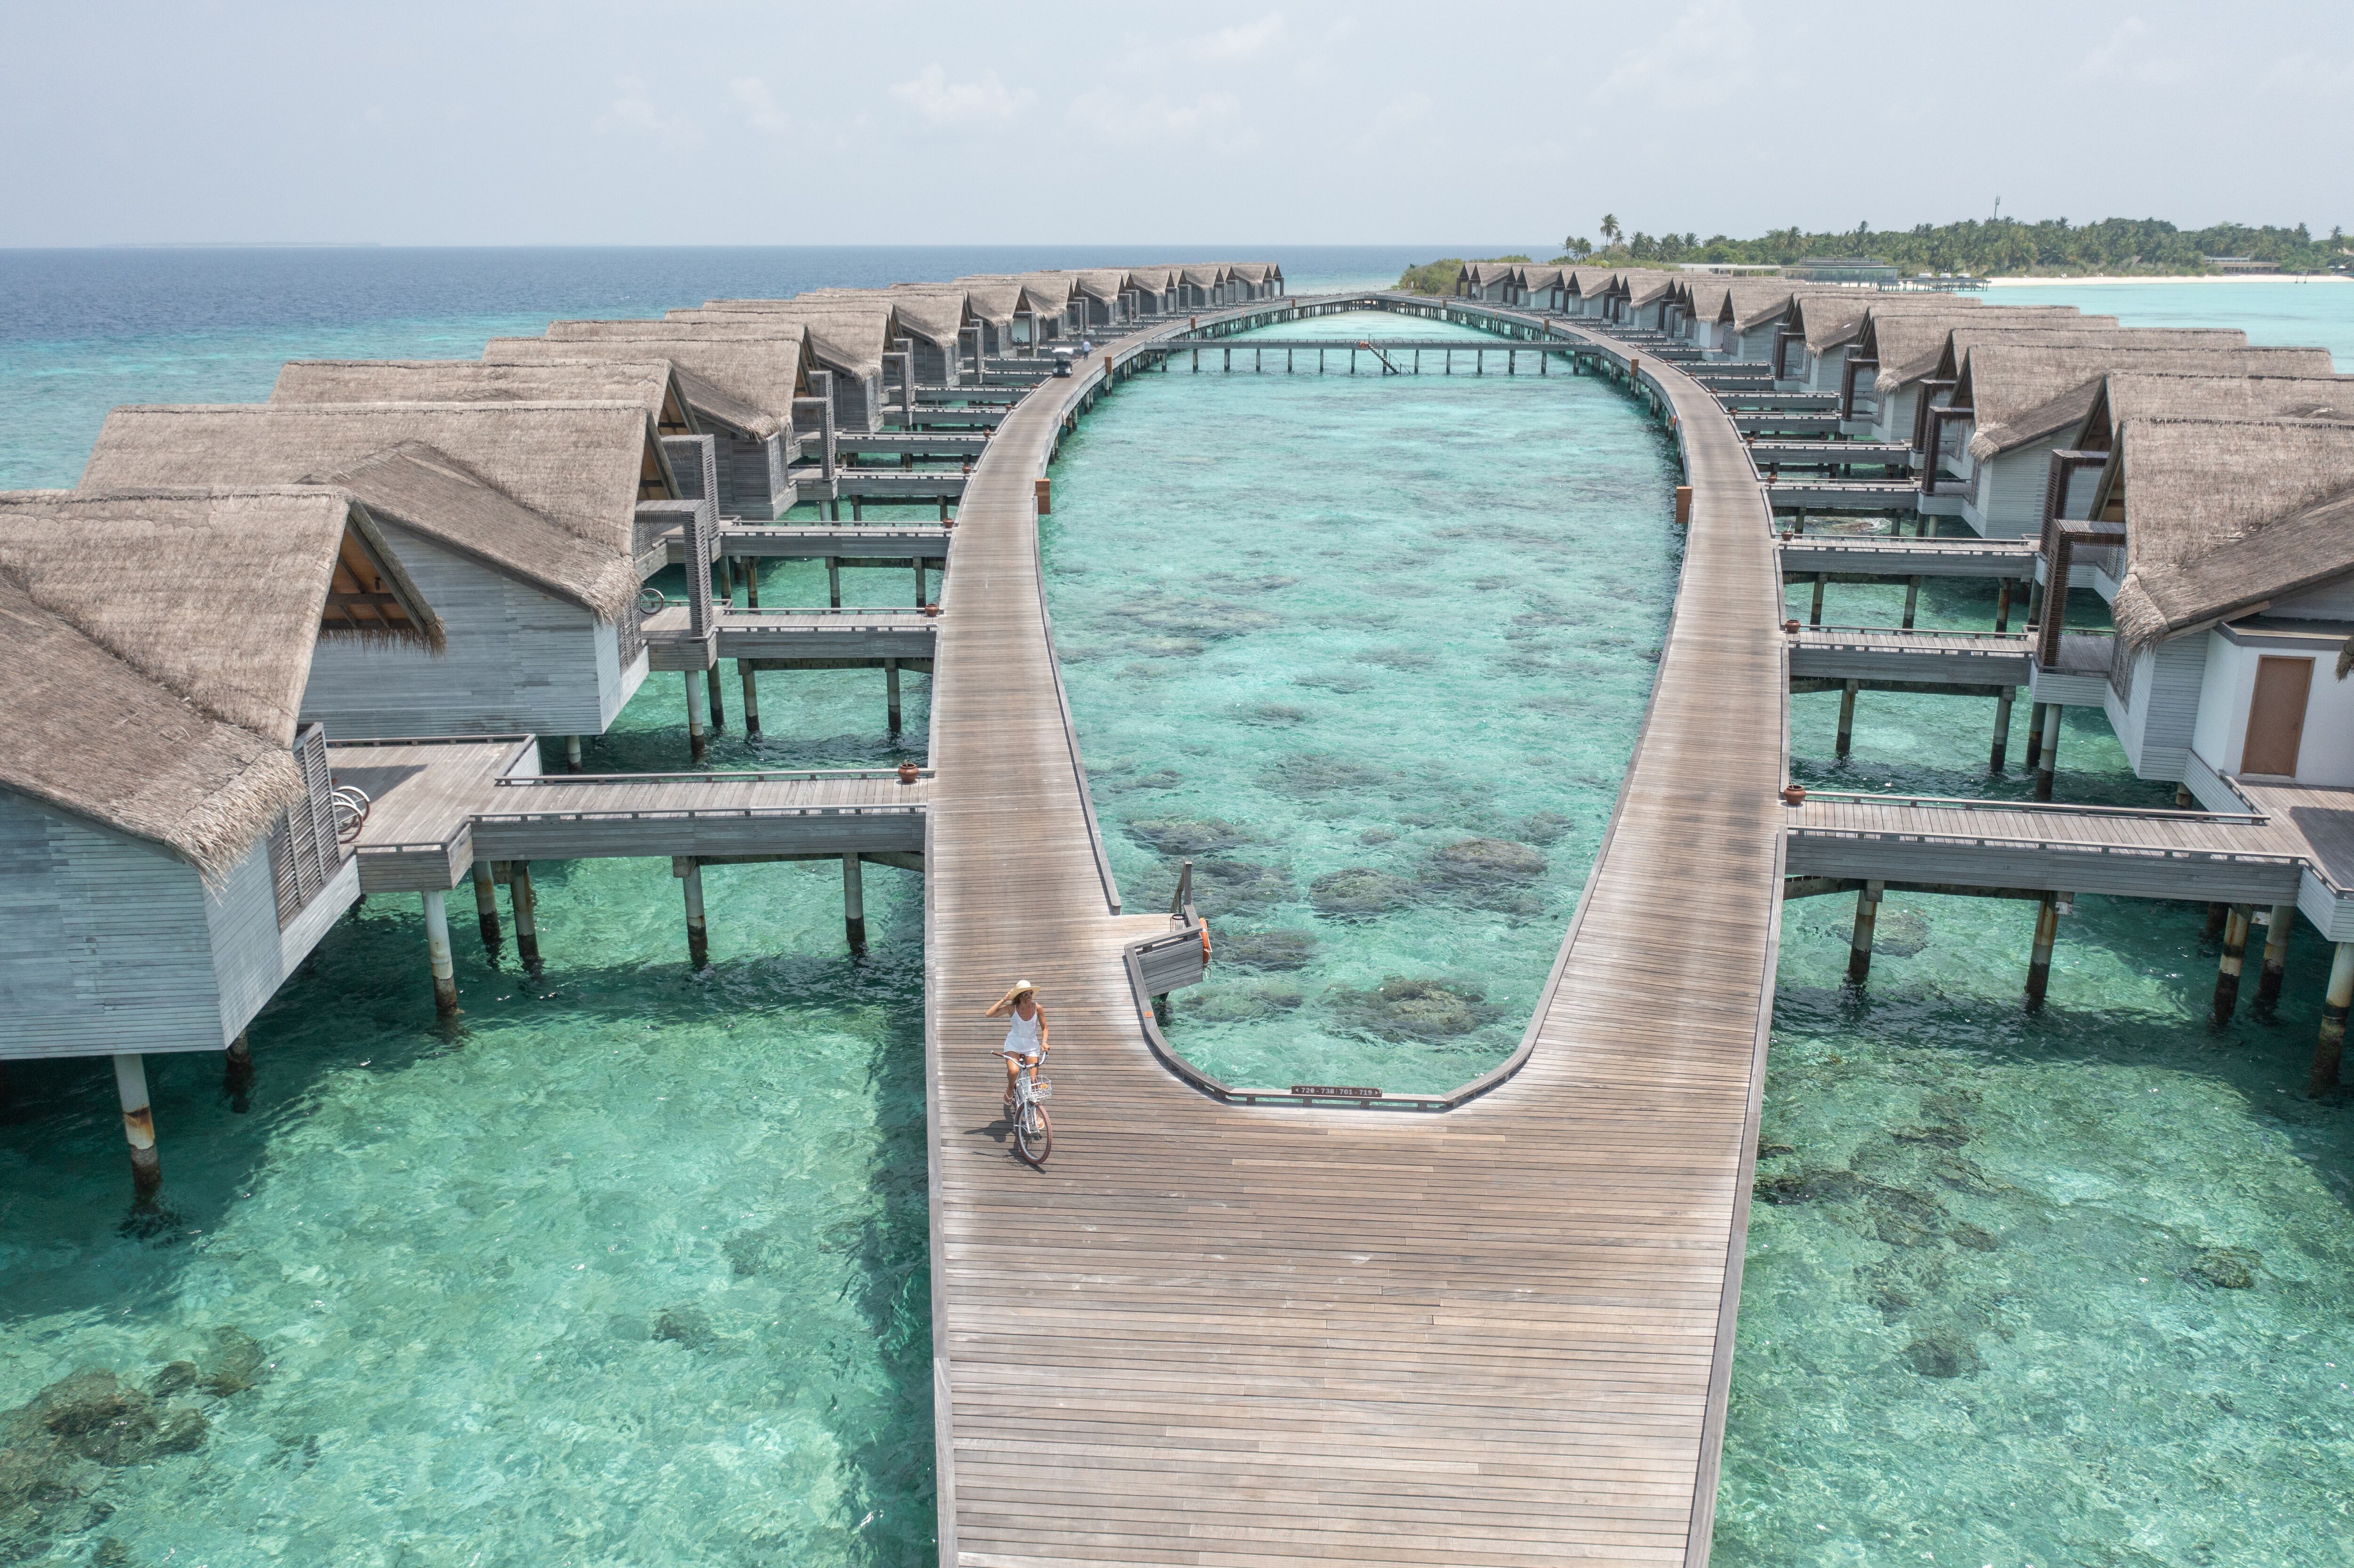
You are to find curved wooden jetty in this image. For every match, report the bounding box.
[923,296,1787,1566]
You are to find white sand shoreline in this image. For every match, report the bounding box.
[1984,274,2350,287]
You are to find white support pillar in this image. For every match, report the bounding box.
[113,1053,161,1202]
[421,889,458,1017]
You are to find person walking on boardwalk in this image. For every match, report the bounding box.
[984,981,1050,1116]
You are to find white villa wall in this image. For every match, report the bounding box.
[300,525,631,737]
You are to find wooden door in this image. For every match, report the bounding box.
[2242,655,2314,776]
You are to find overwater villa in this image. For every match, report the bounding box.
[79,400,679,745]
[647,307,893,432]
[1843,309,2128,437]
[1930,343,2340,535]
[0,487,439,1193]
[2063,417,2354,800]
[474,332,806,518]
[1906,325,2255,470]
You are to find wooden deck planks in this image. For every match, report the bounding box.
[922,299,1785,1568]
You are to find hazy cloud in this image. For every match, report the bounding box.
[2074,18,2191,84]
[890,64,1036,127]
[1182,13,1289,62]
[1066,88,1256,153]
[1596,0,1756,108]
[597,76,703,149]
[729,77,792,136]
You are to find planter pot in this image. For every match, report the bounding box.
[1781,785,1806,806]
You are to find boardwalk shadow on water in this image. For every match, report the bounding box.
[1718,884,2354,1567]
[0,852,935,1565]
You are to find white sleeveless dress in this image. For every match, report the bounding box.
[1000,1006,1043,1059]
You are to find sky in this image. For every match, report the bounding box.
[4,0,2349,248]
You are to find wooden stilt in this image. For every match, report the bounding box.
[740,662,762,741]
[706,663,726,732]
[886,659,902,734]
[1994,578,2014,633]
[2255,903,2294,1015]
[684,671,708,764]
[2175,783,2197,809]
[1836,680,1859,758]
[2213,904,2252,1025]
[914,557,927,607]
[2311,941,2354,1094]
[843,854,867,952]
[2025,893,2062,1012]
[2205,901,2229,941]
[851,496,863,521]
[678,857,709,970]
[223,1029,254,1098]
[827,558,841,608]
[1990,687,2014,772]
[1902,575,1922,630]
[564,734,583,773]
[113,1053,161,1203]
[2023,700,2048,770]
[744,559,762,607]
[1809,576,1825,626]
[1847,881,1883,986]
[422,890,458,1017]
[472,859,502,957]
[2034,702,2062,801]
[509,861,541,972]
[719,554,737,607]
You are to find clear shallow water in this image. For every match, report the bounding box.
[0,826,935,1566]
[1041,312,1679,1095]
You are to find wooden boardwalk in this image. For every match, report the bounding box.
[329,737,932,888]
[922,297,1787,1566]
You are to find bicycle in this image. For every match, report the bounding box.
[1008,1055,1053,1166]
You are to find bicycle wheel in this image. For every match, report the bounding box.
[1015,1099,1053,1166]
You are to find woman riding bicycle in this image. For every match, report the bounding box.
[984,980,1050,1117]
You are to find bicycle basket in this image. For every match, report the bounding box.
[1027,1078,1052,1102]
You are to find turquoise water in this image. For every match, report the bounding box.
[5,264,2353,1563]
[1042,312,1678,1095]
[0,814,937,1565]
[1985,280,2354,370]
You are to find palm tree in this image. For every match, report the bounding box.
[1600,213,1622,244]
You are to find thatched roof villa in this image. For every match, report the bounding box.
[81,401,673,739]
[2063,418,2354,792]
[1933,342,2339,534]
[0,487,438,1084]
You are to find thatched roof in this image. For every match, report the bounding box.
[941,279,1026,325]
[475,337,793,442]
[1070,270,1130,303]
[1568,268,1619,298]
[1680,279,1735,322]
[0,487,438,879]
[2108,418,2354,660]
[81,402,656,621]
[2077,370,2354,451]
[1518,265,1565,291]
[1789,293,1999,353]
[1961,345,2339,459]
[1615,270,1677,309]
[1229,263,1278,286]
[1862,313,2126,392]
[535,319,820,419]
[274,359,693,433]
[786,289,969,350]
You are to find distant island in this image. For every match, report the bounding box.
[1399,216,2351,292]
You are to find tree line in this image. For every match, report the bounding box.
[1399,215,2350,291]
